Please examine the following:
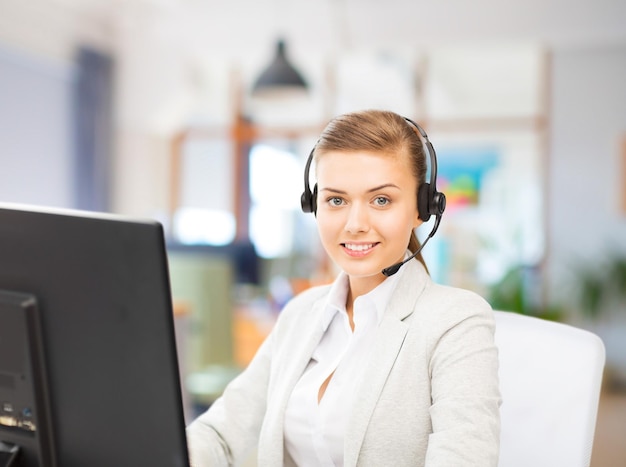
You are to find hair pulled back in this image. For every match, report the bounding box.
[314,109,429,272]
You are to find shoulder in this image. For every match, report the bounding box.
[391,259,491,323]
[272,283,331,330]
[412,281,495,333]
[396,260,493,324]
[424,282,492,315]
[282,283,330,313]
[405,283,498,378]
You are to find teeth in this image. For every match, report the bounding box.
[344,243,374,251]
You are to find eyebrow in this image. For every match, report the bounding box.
[319,183,401,194]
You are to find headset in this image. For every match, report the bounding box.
[300,116,446,276]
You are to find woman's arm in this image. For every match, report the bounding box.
[186,331,274,467]
[425,293,501,466]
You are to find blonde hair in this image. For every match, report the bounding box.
[314,109,429,273]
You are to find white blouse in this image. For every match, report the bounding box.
[283,266,403,466]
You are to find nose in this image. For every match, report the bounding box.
[344,202,370,234]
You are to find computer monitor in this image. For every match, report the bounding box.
[0,203,190,467]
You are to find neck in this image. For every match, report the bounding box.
[347,273,384,304]
[345,293,355,331]
[345,273,386,332]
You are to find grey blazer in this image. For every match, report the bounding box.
[186,259,501,466]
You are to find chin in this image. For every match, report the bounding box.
[335,259,385,278]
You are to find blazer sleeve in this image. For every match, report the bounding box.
[185,285,329,467]
[186,329,274,467]
[424,290,501,466]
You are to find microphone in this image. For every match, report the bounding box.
[381,216,441,277]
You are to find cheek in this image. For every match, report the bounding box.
[382,212,417,244]
[412,211,422,229]
[315,214,338,243]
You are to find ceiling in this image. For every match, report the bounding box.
[1,0,624,71]
[51,0,626,52]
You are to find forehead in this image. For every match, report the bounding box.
[316,150,416,186]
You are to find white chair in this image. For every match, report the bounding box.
[494,311,606,467]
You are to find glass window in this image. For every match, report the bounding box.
[249,143,302,258]
[173,138,236,245]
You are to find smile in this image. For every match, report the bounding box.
[342,243,378,255]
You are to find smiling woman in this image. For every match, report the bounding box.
[186,110,500,467]
[315,149,421,297]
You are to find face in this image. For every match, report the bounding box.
[315,149,422,293]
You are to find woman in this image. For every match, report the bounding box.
[186,110,501,466]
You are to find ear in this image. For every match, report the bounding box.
[412,215,423,230]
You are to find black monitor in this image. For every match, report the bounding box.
[0,204,190,467]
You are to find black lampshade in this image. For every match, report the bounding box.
[252,39,308,94]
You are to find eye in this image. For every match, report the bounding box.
[327,197,345,207]
[373,196,390,207]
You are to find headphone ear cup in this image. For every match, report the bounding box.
[300,184,318,214]
[418,183,431,222]
[300,189,312,213]
[433,191,446,217]
[310,184,318,215]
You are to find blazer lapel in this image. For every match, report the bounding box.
[259,295,328,466]
[344,260,429,467]
[275,297,328,409]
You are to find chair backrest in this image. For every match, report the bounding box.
[493,311,605,467]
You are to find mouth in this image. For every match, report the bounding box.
[341,242,379,257]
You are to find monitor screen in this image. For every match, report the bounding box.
[0,204,190,467]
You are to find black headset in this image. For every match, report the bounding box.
[300,117,446,277]
[300,116,446,224]
[300,117,446,276]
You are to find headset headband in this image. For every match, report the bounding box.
[301,116,445,228]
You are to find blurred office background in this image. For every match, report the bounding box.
[1,0,625,464]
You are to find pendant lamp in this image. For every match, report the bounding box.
[252,39,308,95]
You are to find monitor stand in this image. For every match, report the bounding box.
[0,290,55,467]
[0,441,20,467]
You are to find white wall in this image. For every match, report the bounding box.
[1,0,626,292]
[0,0,115,209]
[548,45,626,302]
[548,45,626,378]
[0,46,75,208]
